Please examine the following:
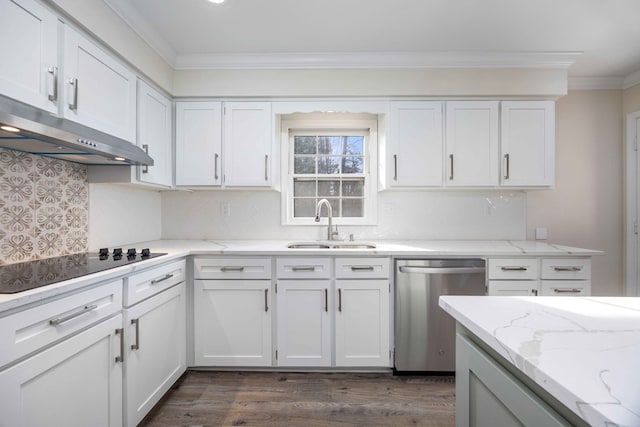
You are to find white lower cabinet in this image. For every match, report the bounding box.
[0,314,124,427]
[335,280,390,367]
[123,282,186,427]
[276,280,332,367]
[194,280,272,366]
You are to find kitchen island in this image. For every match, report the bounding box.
[439,295,640,427]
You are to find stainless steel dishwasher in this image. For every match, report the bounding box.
[395,259,486,373]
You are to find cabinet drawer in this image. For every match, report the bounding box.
[541,259,590,280]
[541,280,591,296]
[0,280,122,368]
[194,257,271,279]
[276,258,331,279]
[124,259,186,307]
[488,258,539,280]
[335,257,390,279]
[487,281,540,296]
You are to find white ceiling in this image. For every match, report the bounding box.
[105,0,640,82]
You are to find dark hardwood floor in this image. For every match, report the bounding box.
[140,371,455,427]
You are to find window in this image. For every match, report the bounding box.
[281,116,377,225]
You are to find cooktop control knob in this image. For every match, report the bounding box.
[99,248,109,260]
[127,248,137,260]
[113,248,123,260]
[141,248,151,259]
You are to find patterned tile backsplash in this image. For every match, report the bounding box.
[0,149,88,265]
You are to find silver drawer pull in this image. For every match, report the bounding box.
[292,266,315,272]
[151,273,174,284]
[553,267,582,272]
[49,304,98,326]
[351,266,375,272]
[553,288,582,294]
[220,266,245,272]
[501,266,528,271]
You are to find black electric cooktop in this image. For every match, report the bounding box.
[0,248,166,294]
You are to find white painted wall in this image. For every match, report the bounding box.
[88,184,162,250]
[527,90,623,296]
[161,190,525,241]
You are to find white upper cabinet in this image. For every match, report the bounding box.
[175,101,222,186]
[137,80,172,187]
[500,101,555,187]
[63,25,137,142]
[0,0,59,113]
[387,101,443,187]
[223,102,273,187]
[445,101,500,187]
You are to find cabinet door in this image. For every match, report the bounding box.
[0,315,123,427]
[124,283,186,427]
[456,333,572,427]
[488,280,540,296]
[0,0,58,113]
[175,101,222,186]
[335,280,390,367]
[388,101,443,187]
[501,101,555,187]
[276,280,331,367]
[194,280,272,366]
[136,80,172,187]
[223,102,272,187]
[446,101,499,187]
[63,26,137,142]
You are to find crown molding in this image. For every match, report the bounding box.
[103,0,177,67]
[624,70,640,89]
[568,76,625,90]
[173,51,582,70]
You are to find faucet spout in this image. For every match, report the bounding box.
[315,199,334,241]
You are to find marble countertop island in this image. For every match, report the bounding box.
[439,296,640,427]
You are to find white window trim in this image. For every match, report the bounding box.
[280,118,378,226]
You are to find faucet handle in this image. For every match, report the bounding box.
[331,225,340,240]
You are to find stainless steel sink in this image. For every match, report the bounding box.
[287,241,376,249]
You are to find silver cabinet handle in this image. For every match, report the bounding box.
[115,328,124,363]
[449,154,454,180]
[338,288,342,312]
[532,289,539,296]
[393,154,398,181]
[214,153,219,180]
[49,304,97,326]
[264,289,269,312]
[131,318,140,350]
[47,66,58,102]
[501,266,528,271]
[553,266,582,272]
[220,266,244,272]
[504,154,510,180]
[351,266,375,272]
[151,273,173,285]
[265,154,269,181]
[324,288,328,312]
[142,144,149,174]
[292,266,315,272]
[553,288,582,294]
[68,78,78,110]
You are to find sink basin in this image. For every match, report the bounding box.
[287,241,376,249]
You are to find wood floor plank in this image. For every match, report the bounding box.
[140,371,455,427]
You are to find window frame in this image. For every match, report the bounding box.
[280,117,378,226]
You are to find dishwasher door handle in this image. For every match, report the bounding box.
[398,266,485,274]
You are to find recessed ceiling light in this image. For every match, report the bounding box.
[1,125,20,133]
[114,157,126,162]
[208,0,225,3]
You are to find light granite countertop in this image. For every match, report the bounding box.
[0,239,600,312]
[439,295,640,427]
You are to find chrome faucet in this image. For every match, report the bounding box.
[315,198,337,241]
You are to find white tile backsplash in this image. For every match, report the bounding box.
[161,190,526,241]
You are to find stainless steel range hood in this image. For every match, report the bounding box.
[0,96,153,166]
